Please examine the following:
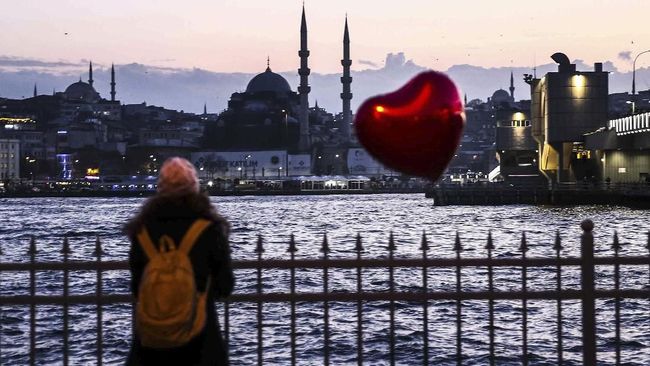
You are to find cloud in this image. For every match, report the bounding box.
[0,55,84,68]
[358,60,379,68]
[618,51,632,61]
[2,53,649,113]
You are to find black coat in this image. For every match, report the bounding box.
[125,193,234,366]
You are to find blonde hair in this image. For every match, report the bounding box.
[156,157,200,196]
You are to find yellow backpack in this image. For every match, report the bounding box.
[135,219,211,348]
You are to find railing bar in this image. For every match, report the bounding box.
[29,236,36,366]
[224,302,230,352]
[2,256,650,272]
[486,232,495,366]
[322,233,330,366]
[289,234,297,366]
[521,233,529,366]
[388,232,396,366]
[581,220,597,365]
[2,288,649,305]
[62,237,70,366]
[0,242,3,366]
[255,235,264,366]
[421,231,429,366]
[613,232,621,366]
[554,231,563,366]
[355,234,363,366]
[94,237,103,366]
[454,233,462,366]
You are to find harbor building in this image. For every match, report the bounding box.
[495,108,544,183]
[0,139,20,181]
[527,53,609,184]
[585,112,650,183]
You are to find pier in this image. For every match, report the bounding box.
[426,183,650,208]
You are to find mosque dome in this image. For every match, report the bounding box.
[246,67,292,94]
[64,81,100,102]
[491,89,511,104]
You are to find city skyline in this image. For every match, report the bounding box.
[3,0,650,74]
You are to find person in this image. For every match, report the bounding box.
[124,157,234,365]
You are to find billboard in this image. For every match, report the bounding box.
[346,148,396,176]
[191,150,311,178]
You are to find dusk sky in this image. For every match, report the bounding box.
[4,0,650,74]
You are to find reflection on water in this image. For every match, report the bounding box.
[0,195,648,365]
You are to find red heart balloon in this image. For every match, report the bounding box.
[354,71,465,180]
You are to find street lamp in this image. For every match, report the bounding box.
[626,100,636,115]
[632,49,650,95]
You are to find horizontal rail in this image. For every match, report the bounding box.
[2,289,649,305]
[1,256,649,272]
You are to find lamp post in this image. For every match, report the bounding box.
[626,100,636,115]
[632,49,650,95]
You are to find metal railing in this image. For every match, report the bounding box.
[0,220,649,365]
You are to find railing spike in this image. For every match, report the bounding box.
[321,233,330,254]
[354,233,363,252]
[287,233,297,253]
[612,231,621,250]
[420,230,429,251]
[387,231,396,251]
[553,230,562,251]
[520,231,528,252]
[255,234,265,253]
[62,236,71,254]
[485,230,494,250]
[453,232,462,252]
[27,235,37,255]
[92,236,104,257]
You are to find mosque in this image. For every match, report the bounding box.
[204,6,352,152]
[57,62,121,121]
[193,6,364,178]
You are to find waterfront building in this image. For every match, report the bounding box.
[0,139,20,181]
[495,108,544,183]
[585,112,650,183]
[527,53,608,184]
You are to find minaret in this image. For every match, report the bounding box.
[509,71,515,101]
[340,16,352,141]
[33,84,37,97]
[88,61,94,87]
[297,4,311,151]
[110,63,116,101]
[203,103,207,115]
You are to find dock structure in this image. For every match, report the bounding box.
[426,184,650,208]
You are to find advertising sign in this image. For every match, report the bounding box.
[192,150,289,178]
[288,154,311,176]
[347,148,396,176]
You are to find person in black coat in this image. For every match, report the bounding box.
[124,157,234,366]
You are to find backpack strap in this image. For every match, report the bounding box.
[179,219,212,255]
[136,227,159,260]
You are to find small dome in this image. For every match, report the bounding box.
[491,89,511,104]
[64,81,100,102]
[246,67,292,94]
